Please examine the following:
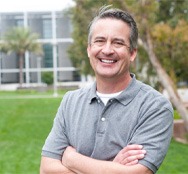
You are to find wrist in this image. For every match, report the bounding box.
[62,146,78,169]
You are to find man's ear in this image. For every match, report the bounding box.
[130,49,137,62]
[87,45,91,58]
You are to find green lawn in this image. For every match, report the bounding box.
[0,94,63,174]
[0,91,188,174]
[157,140,188,174]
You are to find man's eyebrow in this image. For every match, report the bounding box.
[93,36,106,40]
[113,38,126,43]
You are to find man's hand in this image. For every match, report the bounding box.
[113,144,146,166]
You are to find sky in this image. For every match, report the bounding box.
[0,0,75,12]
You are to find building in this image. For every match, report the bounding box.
[0,10,79,86]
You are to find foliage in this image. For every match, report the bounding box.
[128,0,188,129]
[128,0,159,37]
[0,27,43,86]
[0,43,9,53]
[42,71,54,85]
[151,20,188,84]
[2,27,42,55]
[127,0,188,87]
[157,0,188,27]
[174,110,181,120]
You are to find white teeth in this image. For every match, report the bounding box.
[101,59,115,63]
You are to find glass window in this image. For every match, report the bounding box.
[43,19,52,39]
[16,20,24,27]
[43,44,53,67]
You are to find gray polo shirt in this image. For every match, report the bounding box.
[42,74,173,173]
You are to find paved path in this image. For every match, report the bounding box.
[0,95,63,99]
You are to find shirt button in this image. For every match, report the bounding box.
[101,117,105,121]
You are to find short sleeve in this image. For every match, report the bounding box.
[129,99,173,173]
[41,95,69,160]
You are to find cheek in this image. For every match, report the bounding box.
[88,55,96,69]
[119,53,131,67]
[89,46,101,57]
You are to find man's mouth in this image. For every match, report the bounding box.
[100,59,117,64]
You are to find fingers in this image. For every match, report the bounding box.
[121,144,143,153]
[123,149,146,158]
[125,159,138,166]
[120,153,145,165]
[113,144,146,165]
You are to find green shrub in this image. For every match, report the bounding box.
[174,110,181,120]
[42,72,53,85]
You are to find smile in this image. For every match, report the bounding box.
[100,59,117,64]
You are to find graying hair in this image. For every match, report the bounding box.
[88,5,138,52]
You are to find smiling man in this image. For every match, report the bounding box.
[87,17,137,93]
[40,6,173,174]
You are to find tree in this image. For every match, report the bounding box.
[157,0,188,26]
[151,21,188,85]
[129,0,188,131]
[0,27,43,87]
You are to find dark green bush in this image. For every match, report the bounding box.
[42,72,53,85]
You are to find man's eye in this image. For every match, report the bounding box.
[94,40,105,43]
[93,40,105,46]
[114,42,124,45]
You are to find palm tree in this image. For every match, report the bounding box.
[1,27,43,87]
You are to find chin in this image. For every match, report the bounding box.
[97,73,117,79]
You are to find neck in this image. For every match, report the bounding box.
[96,73,132,94]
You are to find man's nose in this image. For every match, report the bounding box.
[101,42,114,55]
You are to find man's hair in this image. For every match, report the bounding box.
[88,5,138,52]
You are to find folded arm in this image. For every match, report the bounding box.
[62,146,153,174]
[40,156,76,174]
[40,144,146,174]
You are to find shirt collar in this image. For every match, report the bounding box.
[88,82,98,104]
[116,74,142,106]
[87,73,142,105]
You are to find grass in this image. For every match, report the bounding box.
[157,139,188,174]
[0,93,63,174]
[0,90,188,173]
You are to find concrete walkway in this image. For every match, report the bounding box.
[0,95,63,100]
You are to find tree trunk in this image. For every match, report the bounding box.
[139,32,188,131]
[19,54,24,87]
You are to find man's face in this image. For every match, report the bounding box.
[87,18,137,80]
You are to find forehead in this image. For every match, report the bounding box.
[91,18,130,40]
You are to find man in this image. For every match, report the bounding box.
[40,6,173,174]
